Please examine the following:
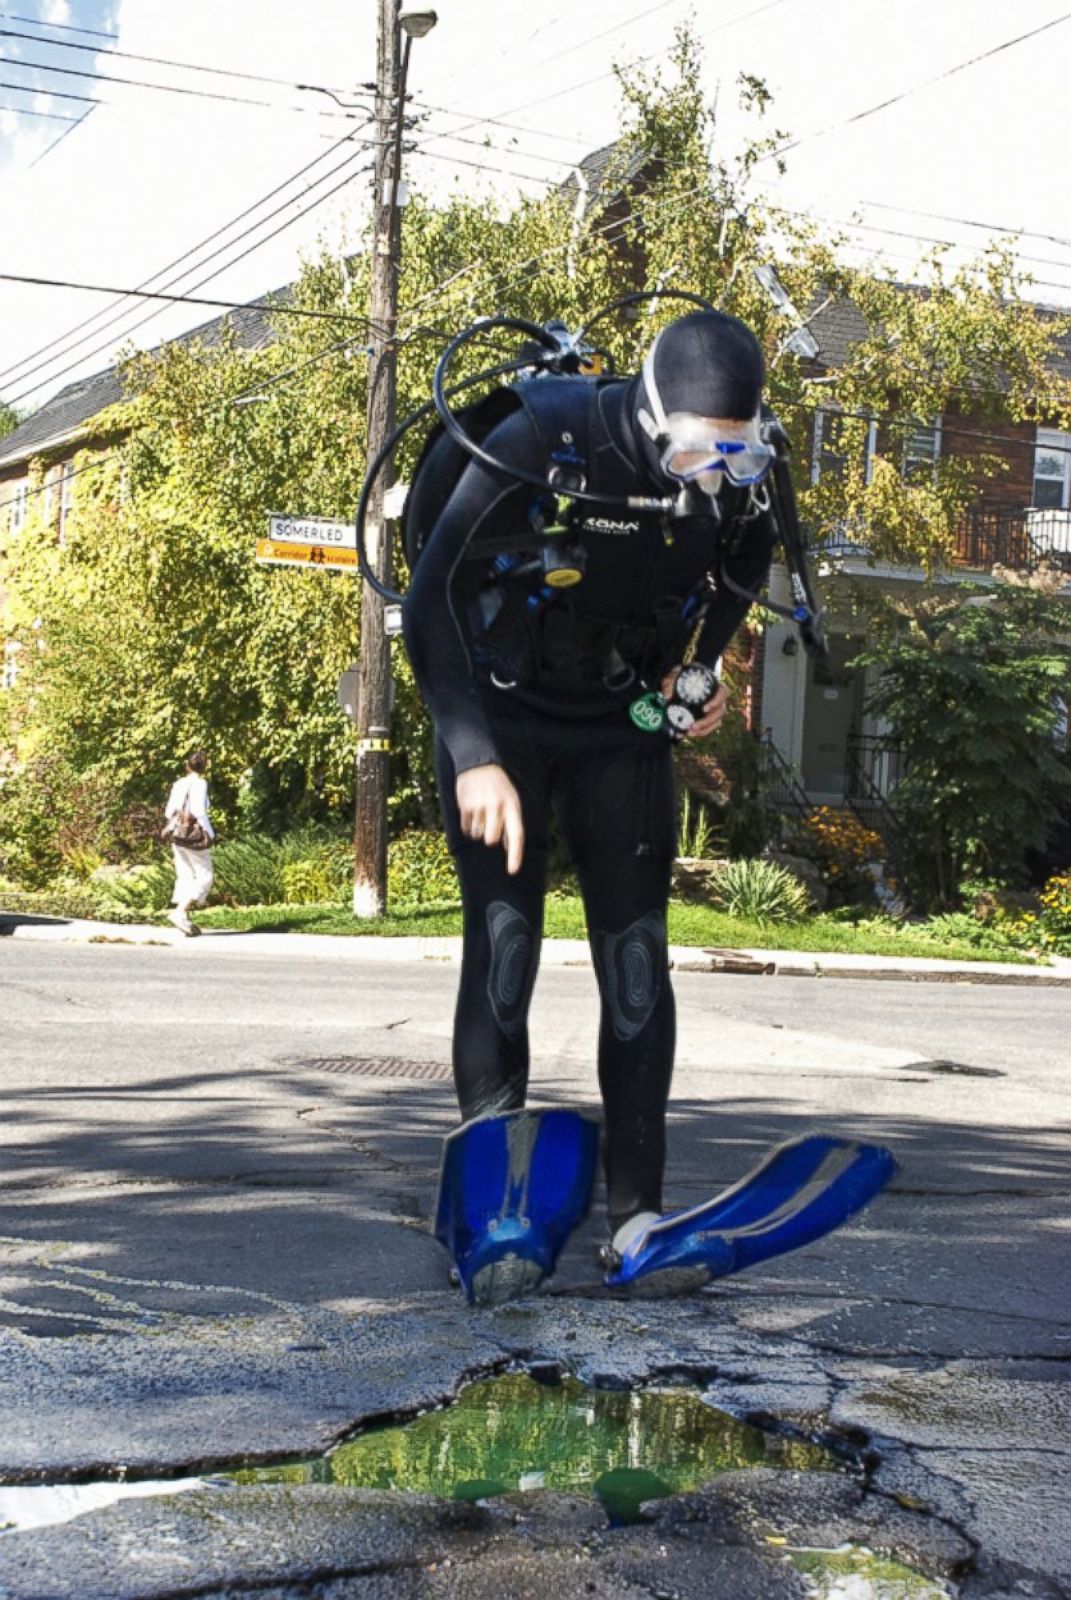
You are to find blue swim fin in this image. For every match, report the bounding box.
[435,1108,600,1306]
[603,1135,896,1297]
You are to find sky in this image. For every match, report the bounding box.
[2,0,1071,417]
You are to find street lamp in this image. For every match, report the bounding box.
[352,0,436,919]
[399,9,438,38]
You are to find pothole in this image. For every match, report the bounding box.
[0,1374,955,1596]
[906,1059,1004,1079]
[787,1544,954,1598]
[229,1371,838,1513]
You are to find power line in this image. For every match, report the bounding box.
[0,99,75,119]
[765,201,1071,284]
[29,101,92,166]
[0,23,364,96]
[0,127,371,386]
[0,271,367,323]
[0,50,365,119]
[857,196,1071,254]
[0,75,97,105]
[4,158,377,408]
[0,10,117,40]
[764,11,1071,163]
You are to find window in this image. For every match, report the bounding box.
[1033,428,1071,510]
[5,481,28,535]
[811,410,877,485]
[58,461,76,544]
[903,418,941,479]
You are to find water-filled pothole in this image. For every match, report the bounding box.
[0,1375,954,1595]
[229,1371,834,1514]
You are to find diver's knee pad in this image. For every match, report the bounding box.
[485,901,539,1040]
[592,910,668,1042]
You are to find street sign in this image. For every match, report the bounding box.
[256,513,357,572]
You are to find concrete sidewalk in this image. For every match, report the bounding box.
[3,905,1071,985]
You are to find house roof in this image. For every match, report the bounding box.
[0,292,285,471]
[557,139,652,218]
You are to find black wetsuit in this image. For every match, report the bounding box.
[403,374,776,1228]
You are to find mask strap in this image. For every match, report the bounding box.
[640,335,669,442]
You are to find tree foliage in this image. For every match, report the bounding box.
[0,396,17,440]
[2,25,1070,881]
[857,588,1071,907]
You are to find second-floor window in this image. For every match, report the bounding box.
[903,419,941,479]
[6,481,28,535]
[58,461,76,544]
[1033,429,1071,510]
[811,410,877,485]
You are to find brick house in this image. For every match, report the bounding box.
[756,296,1071,832]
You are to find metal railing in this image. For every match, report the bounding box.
[844,733,906,875]
[952,504,1071,573]
[758,734,813,826]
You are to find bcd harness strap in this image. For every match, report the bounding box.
[461,376,715,693]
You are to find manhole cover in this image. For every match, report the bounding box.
[291,1055,452,1082]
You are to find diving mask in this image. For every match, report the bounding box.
[637,334,774,489]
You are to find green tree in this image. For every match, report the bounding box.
[0,396,17,439]
[4,25,1071,879]
[857,586,1071,907]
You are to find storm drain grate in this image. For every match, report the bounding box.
[293,1055,453,1081]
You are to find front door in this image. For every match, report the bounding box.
[801,634,863,796]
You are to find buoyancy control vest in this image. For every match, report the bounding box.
[403,375,738,713]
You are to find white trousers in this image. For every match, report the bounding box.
[171,844,214,911]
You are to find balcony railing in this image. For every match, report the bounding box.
[952,505,1071,573]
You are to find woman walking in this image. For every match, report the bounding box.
[164,750,214,936]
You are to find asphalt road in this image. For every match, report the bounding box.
[1,938,1068,1599]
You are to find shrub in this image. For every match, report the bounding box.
[1036,870,1071,954]
[706,857,810,923]
[795,807,883,907]
[388,829,458,905]
[282,858,336,904]
[95,861,174,912]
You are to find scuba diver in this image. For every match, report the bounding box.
[389,304,894,1304]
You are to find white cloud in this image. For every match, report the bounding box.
[42,0,74,23]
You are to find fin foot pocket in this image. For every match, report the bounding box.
[604,1135,896,1296]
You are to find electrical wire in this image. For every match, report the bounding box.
[0,24,363,96]
[0,10,117,40]
[0,50,365,119]
[3,158,377,409]
[0,126,372,386]
[29,103,93,166]
[764,201,1071,285]
[0,100,75,119]
[763,11,1071,163]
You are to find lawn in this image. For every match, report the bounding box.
[194,896,1034,964]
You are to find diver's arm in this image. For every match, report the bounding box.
[401,411,542,776]
[693,505,778,664]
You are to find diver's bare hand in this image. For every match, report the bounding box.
[456,764,525,874]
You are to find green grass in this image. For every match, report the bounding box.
[191,895,1036,963]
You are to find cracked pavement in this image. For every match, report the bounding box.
[0,938,1068,1599]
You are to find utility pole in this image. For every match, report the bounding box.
[352,3,436,918]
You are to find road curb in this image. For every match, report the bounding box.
[3,911,1070,985]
